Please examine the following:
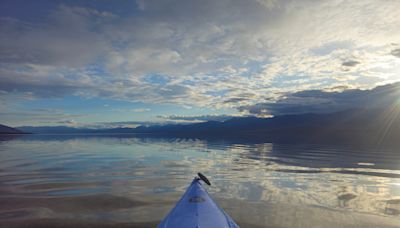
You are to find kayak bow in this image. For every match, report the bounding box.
[158,173,239,228]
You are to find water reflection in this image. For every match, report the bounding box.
[0,134,399,227]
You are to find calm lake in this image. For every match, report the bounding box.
[0,134,399,227]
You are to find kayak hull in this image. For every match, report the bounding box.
[158,178,239,228]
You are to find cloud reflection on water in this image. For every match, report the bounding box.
[0,134,399,227]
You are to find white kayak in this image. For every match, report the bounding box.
[158,173,239,228]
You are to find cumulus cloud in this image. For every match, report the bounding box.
[0,64,99,98]
[1,0,400,118]
[239,82,400,116]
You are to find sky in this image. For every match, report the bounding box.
[1,0,400,127]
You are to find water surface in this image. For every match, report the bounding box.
[0,134,399,227]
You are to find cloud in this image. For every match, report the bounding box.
[239,82,400,116]
[0,64,99,98]
[1,0,400,115]
[54,120,78,126]
[223,98,251,104]
[131,108,151,113]
[391,48,400,58]
[342,60,360,67]
[85,121,154,128]
[85,118,209,128]
[157,114,242,122]
[111,108,151,113]
[0,6,107,67]
[0,108,87,127]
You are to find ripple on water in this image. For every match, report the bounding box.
[0,135,400,227]
[0,194,149,213]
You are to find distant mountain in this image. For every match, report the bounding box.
[0,124,25,134]
[17,126,136,134]
[16,108,400,147]
[17,126,96,134]
[132,109,400,147]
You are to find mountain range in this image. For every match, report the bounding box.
[0,124,24,134]
[14,108,400,147]
[132,109,400,146]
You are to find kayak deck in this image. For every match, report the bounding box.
[158,177,239,228]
